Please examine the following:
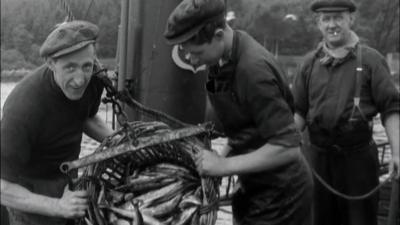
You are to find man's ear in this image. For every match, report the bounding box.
[349,13,355,27]
[46,58,56,71]
[214,28,224,41]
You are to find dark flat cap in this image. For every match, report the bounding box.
[40,20,99,58]
[311,0,356,12]
[164,0,225,45]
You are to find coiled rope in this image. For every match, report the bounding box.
[310,160,396,200]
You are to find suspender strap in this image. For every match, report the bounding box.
[354,44,363,103]
[349,44,369,122]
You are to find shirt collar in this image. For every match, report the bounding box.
[317,31,360,66]
[218,56,230,67]
[209,30,238,78]
[218,37,234,67]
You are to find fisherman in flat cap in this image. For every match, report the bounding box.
[164,0,313,224]
[1,20,114,225]
[292,1,399,225]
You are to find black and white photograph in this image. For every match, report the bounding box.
[1,0,399,225]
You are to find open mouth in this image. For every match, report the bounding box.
[71,86,83,90]
[69,85,86,93]
[328,30,340,36]
[70,82,87,90]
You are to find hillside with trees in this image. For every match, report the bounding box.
[1,0,398,70]
[227,0,399,56]
[1,0,120,70]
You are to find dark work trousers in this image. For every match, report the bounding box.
[231,155,313,225]
[307,141,379,225]
[1,206,10,225]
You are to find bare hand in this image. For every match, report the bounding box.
[389,155,400,180]
[214,143,232,157]
[194,150,227,176]
[57,185,89,219]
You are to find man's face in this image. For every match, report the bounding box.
[317,11,354,47]
[48,45,96,100]
[181,33,225,67]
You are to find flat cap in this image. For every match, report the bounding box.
[164,0,225,45]
[311,0,356,12]
[40,20,99,58]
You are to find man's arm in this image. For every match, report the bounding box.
[83,115,114,142]
[1,179,88,218]
[197,62,302,176]
[195,143,300,176]
[383,113,400,179]
[294,113,307,132]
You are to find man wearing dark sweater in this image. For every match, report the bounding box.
[1,21,114,225]
[164,1,313,224]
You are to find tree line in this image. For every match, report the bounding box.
[228,0,399,56]
[1,0,398,70]
[1,0,120,70]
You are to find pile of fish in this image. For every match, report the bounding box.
[95,163,205,225]
[79,121,219,225]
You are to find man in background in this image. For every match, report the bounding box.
[293,1,399,224]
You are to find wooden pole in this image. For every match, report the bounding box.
[117,0,129,92]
